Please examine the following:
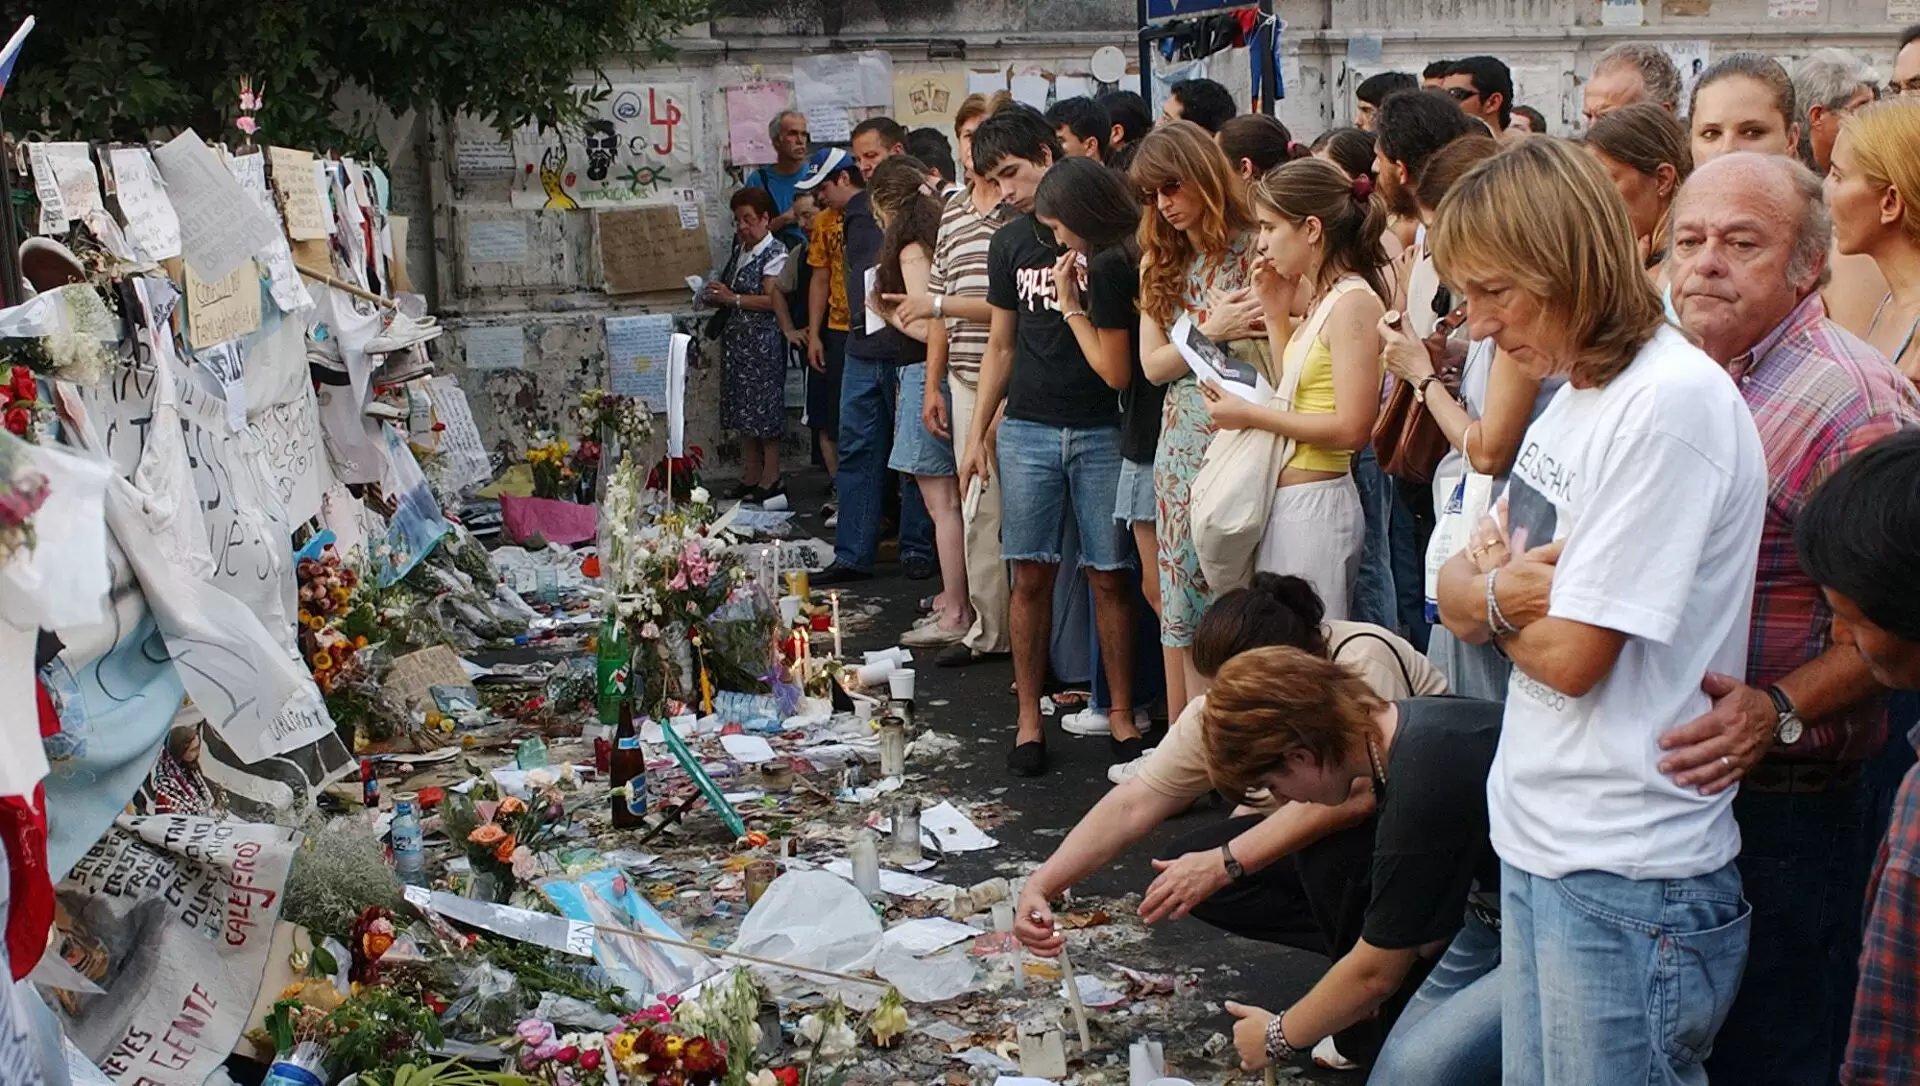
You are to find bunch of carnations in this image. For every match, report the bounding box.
[297,545,367,693]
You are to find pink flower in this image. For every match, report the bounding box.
[517,1019,555,1046]
[510,846,537,880]
[534,1041,561,1061]
[236,116,258,135]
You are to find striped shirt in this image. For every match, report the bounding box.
[927,187,1011,387]
[1725,293,1920,761]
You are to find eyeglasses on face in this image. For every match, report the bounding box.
[1446,86,1481,102]
[1141,178,1184,203]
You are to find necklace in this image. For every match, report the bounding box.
[1366,735,1389,798]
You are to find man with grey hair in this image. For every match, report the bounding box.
[1582,41,1682,124]
[1793,48,1880,172]
[744,109,813,245]
[1666,150,1920,1084]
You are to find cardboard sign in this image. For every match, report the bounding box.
[599,206,710,295]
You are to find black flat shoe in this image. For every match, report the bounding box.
[1006,739,1048,777]
[811,563,873,585]
[902,556,936,581]
[1110,736,1147,765]
[937,643,1008,668]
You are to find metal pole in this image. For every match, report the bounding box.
[1137,0,1154,107]
[0,129,24,307]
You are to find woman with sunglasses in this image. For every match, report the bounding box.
[1199,157,1387,619]
[1132,121,1264,720]
[1377,135,1557,700]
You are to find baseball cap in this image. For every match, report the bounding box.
[794,147,856,192]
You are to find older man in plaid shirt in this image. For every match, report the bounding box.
[1791,430,1920,1086]
[1663,153,1920,1082]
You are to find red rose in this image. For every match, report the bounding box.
[10,367,35,402]
[555,1045,579,1065]
[580,1050,603,1071]
[3,405,29,437]
[773,1068,800,1086]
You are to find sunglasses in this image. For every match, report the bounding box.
[1140,178,1184,203]
[1891,78,1920,96]
[1445,86,1481,102]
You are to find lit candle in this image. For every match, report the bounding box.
[831,591,843,659]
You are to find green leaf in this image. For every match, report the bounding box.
[312,946,339,976]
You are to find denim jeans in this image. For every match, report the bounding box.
[1389,476,1432,652]
[1502,860,1750,1085]
[1349,446,1399,632]
[834,353,933,570]
[995,417,1130,570]
[1705,783,1870,1086]
[1371,910,1503,1086]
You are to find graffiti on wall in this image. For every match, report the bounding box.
[512,85,701,210]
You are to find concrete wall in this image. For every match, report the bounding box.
[403,0,1911,468]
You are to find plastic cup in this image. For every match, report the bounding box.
[856,660,895,686]
[887,668,916,700]
[777,594,803,626]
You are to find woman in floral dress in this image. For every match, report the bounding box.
[1129,122,1263,719]
[710,187,802,503]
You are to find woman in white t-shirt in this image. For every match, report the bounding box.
[1429,138,1768,1085]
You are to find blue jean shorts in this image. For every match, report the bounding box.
[996,416,1131,570]
[1113,457,1156,524]
[888,363,955,477]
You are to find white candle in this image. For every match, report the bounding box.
[831,591,843,659]
[802,628,814,681]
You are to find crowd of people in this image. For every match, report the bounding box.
[695,34,1920,1084]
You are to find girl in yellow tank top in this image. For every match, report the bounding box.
[1198,158,1388,619]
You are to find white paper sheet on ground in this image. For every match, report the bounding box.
[920,800,999,851]
[1169,314,1272,402]
[720,734,778,763]
[885,917,982,956]
[821,859,949,897]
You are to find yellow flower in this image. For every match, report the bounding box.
[612,1033,638,1060]
[312,652,334,671]
[663,1036,685,1059]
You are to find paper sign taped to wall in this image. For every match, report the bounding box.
[727,83,790,166]
[153,130,282,282]
[605,314,674,410]
[184,263,263,349]
[105,147,182,262]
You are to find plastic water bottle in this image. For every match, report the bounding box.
[391,793,426,886]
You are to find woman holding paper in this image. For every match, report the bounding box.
[710,187,802,505]
[1131,122,1263,718]
[1196,157,1386,621]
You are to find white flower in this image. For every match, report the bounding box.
[690,486,710,505]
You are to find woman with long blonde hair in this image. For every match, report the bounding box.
[1827,98,1920,382]
[1132,121,1263,720]
[1199,157,1387,620]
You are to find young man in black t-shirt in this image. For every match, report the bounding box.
[1200,646,1504,1080]
[958,107,1136,778]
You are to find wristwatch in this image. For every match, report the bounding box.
[1764,684,1805,746]
[1265,1013,1304,1066]
[1414,375,1441,404]
[1220,842,1246,881]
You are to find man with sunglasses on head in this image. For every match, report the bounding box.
[1441,56,1513,137]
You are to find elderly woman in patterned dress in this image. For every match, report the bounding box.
[709,187,803,506]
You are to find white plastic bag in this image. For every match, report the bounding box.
[1424,471,1496,622]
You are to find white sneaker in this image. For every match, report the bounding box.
[1312,1035,1363,1071]
[1062,707,1151,737]
[823,511,839,528]
[900,619,966,649]
[1107,755,1148,785]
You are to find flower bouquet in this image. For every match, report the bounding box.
[528,439,577,500]
[647,446,705,505]
[445,784,571,901]
[0,365,53,440]
[577,389,655,455]
[0,432,48,567]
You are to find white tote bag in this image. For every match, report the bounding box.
[1191,278,1368,594]
[1424,470,1496,622]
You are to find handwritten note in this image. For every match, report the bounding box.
[195,339,249,433]
[454,139,516,175]
[268,147,329,240]
[26,144,65,234]
[466,219,528,264]
[106,147,182,262]
[464,324,526,371]
[728,83,791,166]
[224,149,312,313]
[31,143,102,229]
[153,130,283,282]
[184,262,263,349]
[429,376,494,488]
[794,55,866,112]
[605,314,674,411]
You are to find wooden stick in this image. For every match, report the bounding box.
[1055,936,1094,1054]
[583,917,890,988]
[294,264,397,310]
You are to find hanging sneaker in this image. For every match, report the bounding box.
[365,311,442,354]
